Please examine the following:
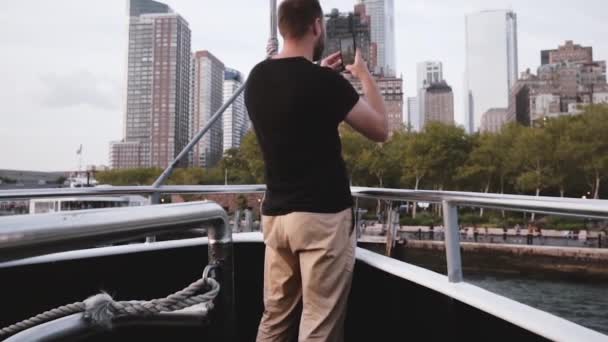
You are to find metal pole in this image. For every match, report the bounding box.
[270,0,277,39]
[207,216,235,341]
[442,200,463,283]
[151,84,246,191]
[267,0,278,57]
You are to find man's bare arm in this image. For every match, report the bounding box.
[344,50,388,143]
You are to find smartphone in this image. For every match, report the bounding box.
[340,36,356,72]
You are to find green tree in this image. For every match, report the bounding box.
[544,115,579,197]
[570,105,608,198]
[401,131,434,218]
[511,127,554,220]
[217,148,255,184]
[96,168,162,186]
[340,125,376,185]
[168,168,206,185]
[458,133,499,194]
[424,123,471,191]
[240,131,265,184]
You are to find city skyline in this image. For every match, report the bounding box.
[1,0,608,171]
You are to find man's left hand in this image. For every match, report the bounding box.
[320,51,342,71]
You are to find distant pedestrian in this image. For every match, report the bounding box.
[526,224,534,245]
[503,227,508,242]
[473,227,479,242]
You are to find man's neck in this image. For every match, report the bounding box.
[274,40,314,62]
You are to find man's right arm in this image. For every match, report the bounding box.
[345,50,388,143]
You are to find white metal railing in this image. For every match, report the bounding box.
[2,185,608,283]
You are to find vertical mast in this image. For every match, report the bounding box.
[267,0,278,57]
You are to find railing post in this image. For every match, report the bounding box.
[146,192,161,242]
[442,200,463,283]
[244,209,253,232]
[207,216,235,341]
[232,209,241,233]
[385,202,397,257]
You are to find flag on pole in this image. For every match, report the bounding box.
[77,144,83,155]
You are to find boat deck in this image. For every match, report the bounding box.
[3,233,604,341]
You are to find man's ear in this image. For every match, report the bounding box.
[312,18,322,37]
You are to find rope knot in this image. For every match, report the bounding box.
[83,292,116,329]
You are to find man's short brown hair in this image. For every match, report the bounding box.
[278,0,323,40]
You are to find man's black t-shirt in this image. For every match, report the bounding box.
[245,57,360,216]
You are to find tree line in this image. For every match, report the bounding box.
[97,105,608,202]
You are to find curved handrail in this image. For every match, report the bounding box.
[0,201,228,262]
[2,185,607,219]
[0,201,235,341]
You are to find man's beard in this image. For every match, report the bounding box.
[313,35,325,62]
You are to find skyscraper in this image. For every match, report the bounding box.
[416,61,444,130]
[349,75,404,134]
[110,0,191,169]
[359,0,396,76]
[223,68,248,152]
[464,10,518,133]
[423,81,454,128]
[191,50,225,168]
[417,61,444,90]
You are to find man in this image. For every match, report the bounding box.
[245,0,388,340]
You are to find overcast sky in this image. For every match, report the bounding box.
[1,0,607,171]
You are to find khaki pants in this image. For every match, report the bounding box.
[256,208,356,342]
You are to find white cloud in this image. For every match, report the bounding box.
[38,71,121,111]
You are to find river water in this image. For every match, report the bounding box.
[360,243,608,336]
[467,274,608,335]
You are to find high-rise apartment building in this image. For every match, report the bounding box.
[191,50,225,168]
[415,61,444,130]
[423,81,454,128]
[223,68,248,152]
[464,10,518,133]
[541,40,593,66]
[110,0,191,169]
[480,108,507,133]
[349,75,404,134]
[417,61,444,89]
[508,41,607,126]
[359,0,396,76]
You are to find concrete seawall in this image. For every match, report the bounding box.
[407,240,608,263]
[359,238,608,281]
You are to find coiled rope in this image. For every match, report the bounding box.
[0,265,220,339]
